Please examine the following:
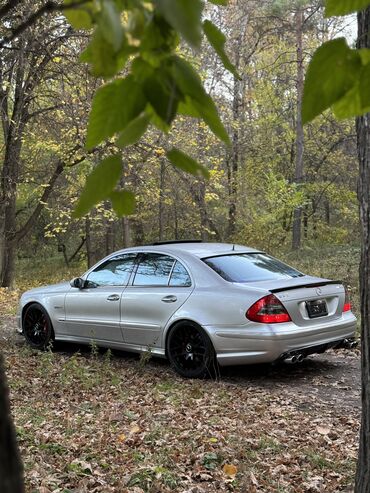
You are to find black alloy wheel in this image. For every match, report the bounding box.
[167,321,216,378]
[23,303,54,350]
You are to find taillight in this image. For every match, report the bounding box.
[246,294,291,323]
[343,287,351,312]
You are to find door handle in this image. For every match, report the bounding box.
[161,295,177,303]
[107,294,120,301]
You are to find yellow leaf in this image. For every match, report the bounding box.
[209,437,218,443]
[118,433,126,442]
[130,424,141,434]
[222,464,238,477]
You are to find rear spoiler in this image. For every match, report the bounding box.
[270,280,343,294]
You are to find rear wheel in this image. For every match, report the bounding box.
[167,321,217,378]
[23,303,54,350]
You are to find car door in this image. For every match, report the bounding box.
[63,253,137,343]
[122,253,194,348]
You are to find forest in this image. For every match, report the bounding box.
[0,0,360,285]
[1,0,370,492]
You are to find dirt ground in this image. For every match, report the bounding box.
[0,315,361,492]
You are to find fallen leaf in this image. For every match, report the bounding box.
[316,425,331,435]
[222,464,238,477]
[130,424,141,434]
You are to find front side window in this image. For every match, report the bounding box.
[133,253,175,286]
[87,253,137,286]
[203,253,304,283]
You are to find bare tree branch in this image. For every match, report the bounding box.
[0,0,88,49]
[0,0,22,21]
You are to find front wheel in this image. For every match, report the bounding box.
[167,322,217,378]
[23,303,54,350]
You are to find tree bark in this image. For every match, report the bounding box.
[292,7,304,250]
[159,159,165,241]
[198,179,209,241]
[227,69,241,239]
[85,217,93,269]
[0,354,24,493]
[355,8,370,491]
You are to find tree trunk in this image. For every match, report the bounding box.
[0,354,24,493]
[0,125,24,287]
[122,217,131,248]
[227,71,241,239]
[198,180,209,241]
[292,7,304,250]
[159,159,165,241]
[85,217,93,269]
[355,8,370,491]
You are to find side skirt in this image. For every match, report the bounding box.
[54,335,167,358]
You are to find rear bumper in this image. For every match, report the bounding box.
[204,313,357,366]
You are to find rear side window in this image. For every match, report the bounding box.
[133,253,175,286]
[203,253,304,283]
[169,261,191,287]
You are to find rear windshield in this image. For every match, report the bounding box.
[203,253,304,283]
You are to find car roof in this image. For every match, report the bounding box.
[122,242,261,258]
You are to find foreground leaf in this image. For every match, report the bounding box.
[154,0,203,47]
[171,56,230,144]
[63,0,93,29]
[167,148,209,178]
[86,76,146,149]
[74,156,122,217]
[117,113,150,147]
[203,20,239,78]
[325,0,370,16]
[110,190,136,216]
[99,0,123,51]
[302,38,362,123]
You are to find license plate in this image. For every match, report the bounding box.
[306,299,328,319]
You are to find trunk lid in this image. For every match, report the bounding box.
[236,276,345,327]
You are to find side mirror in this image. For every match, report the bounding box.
[70,277,85,289]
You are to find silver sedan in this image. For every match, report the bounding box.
[18,242,357,378]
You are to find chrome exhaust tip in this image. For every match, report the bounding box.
[342,338,358,350]
[283,353,305,364]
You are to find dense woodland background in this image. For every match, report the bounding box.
[0,0,360,288]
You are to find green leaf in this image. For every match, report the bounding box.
[110,190,136,216]
[171,56,230,144]
[203,20,239,78]
[208,0,228,4]
[86,76,146,149]
[167,148,210,178]
[74,156,122,217]
[143,71,179,124]
[302,38,362,123]
[325,0,370,16]
[116,113,150,147]
[333,84,370,118]
[63,0,93,29]
[358,48,370,65]
[154,0,203,47]
[80,28,131,78]
[99,0,123,51]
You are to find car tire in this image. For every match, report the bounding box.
[166,321,217,378]
[23,303,54,350]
